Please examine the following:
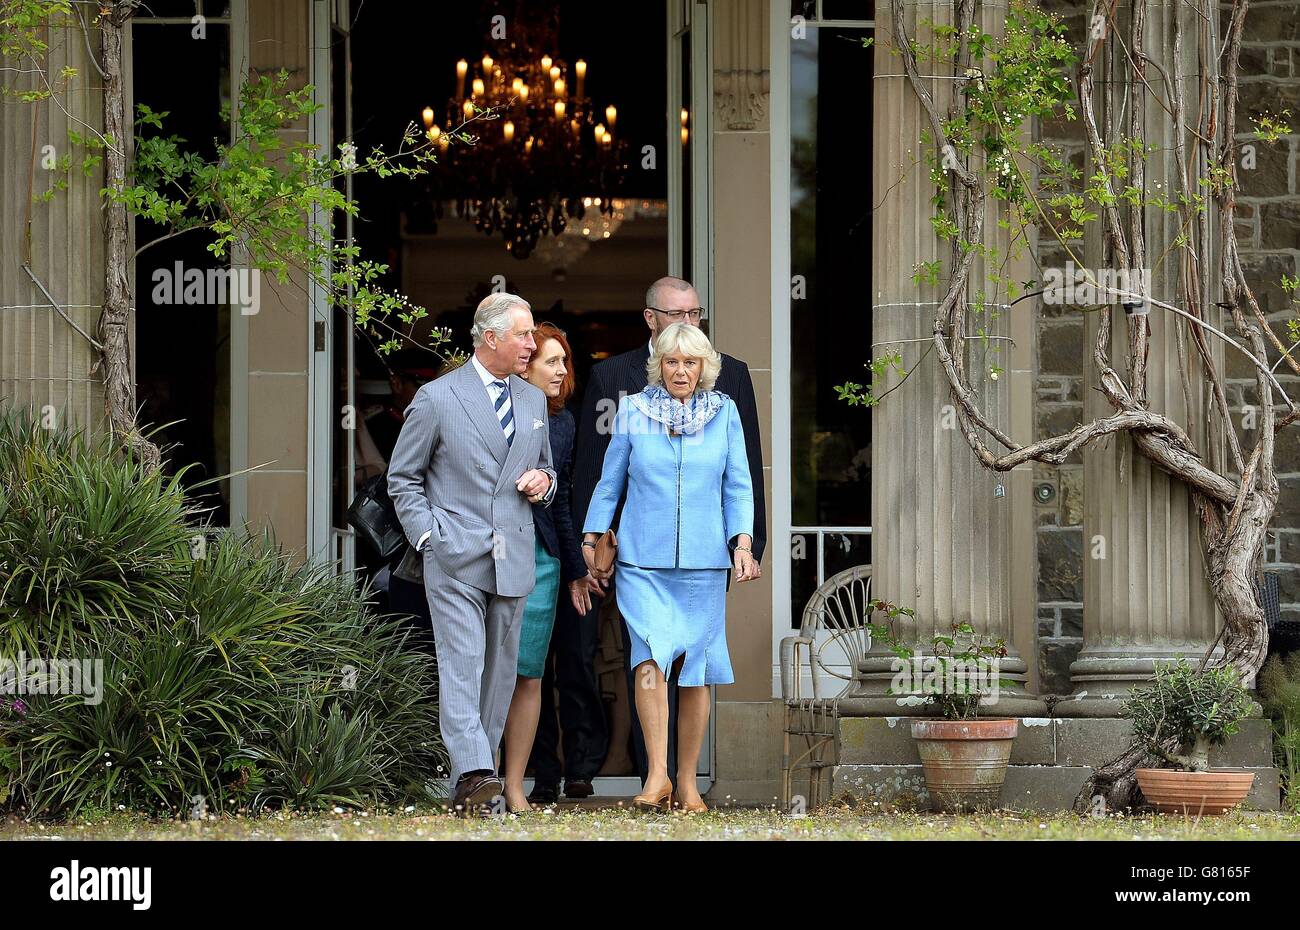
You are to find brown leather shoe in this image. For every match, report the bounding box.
[632,784,673,813]
[452,772,503,816]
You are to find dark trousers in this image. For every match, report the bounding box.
[388,570,436,655]
[528,589,609,786]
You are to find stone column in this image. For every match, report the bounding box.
[1068,1,1223,713]
[852,0,1043,716]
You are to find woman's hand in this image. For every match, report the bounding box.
[569,574,602,616]
[582,533,612,588]
[733,547,758,584]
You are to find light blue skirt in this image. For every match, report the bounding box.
[517,539,561,678]
[614,562,732,687]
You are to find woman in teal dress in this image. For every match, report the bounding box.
[582,323,758,813]
[502,323,601,814]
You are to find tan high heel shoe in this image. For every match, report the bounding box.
[632,784,673,813]
[677,796,708,814]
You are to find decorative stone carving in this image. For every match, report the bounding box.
[714,69,771,131]
[713,0,771,131]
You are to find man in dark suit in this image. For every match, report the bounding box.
[571,275,767,791]
[524,394,609,805]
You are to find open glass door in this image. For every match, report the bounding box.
[772,1,874,696]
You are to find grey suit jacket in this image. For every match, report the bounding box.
[388,359,557,597]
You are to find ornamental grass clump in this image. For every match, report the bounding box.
[0,410,444,818]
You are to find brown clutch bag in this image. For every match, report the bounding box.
[593,529,618,574]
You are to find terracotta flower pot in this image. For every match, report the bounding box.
[1135,768,1256,815]
[911,719,1018,813]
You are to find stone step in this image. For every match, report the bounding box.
[836,716,1275,768]
[829,764,1282,812]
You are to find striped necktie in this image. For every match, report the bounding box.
[492,379,515,446]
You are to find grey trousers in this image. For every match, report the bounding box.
[422,554,526,787]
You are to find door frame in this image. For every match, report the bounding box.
[667,0,714,308]
[769,0,792,696]
[229,0,250,529]
[302,0,359,570]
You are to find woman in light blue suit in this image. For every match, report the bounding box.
[582,322,758,814]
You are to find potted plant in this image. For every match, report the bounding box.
[1126,659,1256,815]
[868,601,1018,812]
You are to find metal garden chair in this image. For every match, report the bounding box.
[779,564,873,812]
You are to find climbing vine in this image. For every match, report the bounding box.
[859,0,1299,811]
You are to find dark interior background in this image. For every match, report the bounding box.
[349,0,669,404]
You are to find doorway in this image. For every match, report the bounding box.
[340,0,712,797]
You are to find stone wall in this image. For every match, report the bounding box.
[1034,1,1089,695]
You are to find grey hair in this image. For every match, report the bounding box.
[471,292,531,347]
[645,275,695,310]
[647,322,722,392]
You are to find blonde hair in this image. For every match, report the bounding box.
[647,322,721,392]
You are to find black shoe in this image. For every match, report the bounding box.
[564,778,594,799]
[528,783,560,805]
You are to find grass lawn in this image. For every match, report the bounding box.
[4,803,1299,841]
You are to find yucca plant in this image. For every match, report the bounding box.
[184,535,447,811]
[0,412,445,818]
[6,534,446,817]
[0,410,194,656]
[236,691,388,810]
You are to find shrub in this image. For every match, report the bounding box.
[0,410,194,655]
[0,411,445,818]
[1122,659,1253,772]
[1259,653,1300,812]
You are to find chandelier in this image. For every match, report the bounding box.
[420,17,629,260]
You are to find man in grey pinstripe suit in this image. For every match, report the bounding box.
[388,293,556,813]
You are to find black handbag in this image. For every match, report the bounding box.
[348,471,407,559]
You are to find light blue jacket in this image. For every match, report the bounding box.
[583,393,753,569]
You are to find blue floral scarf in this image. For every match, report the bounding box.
[629,384,726,435]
